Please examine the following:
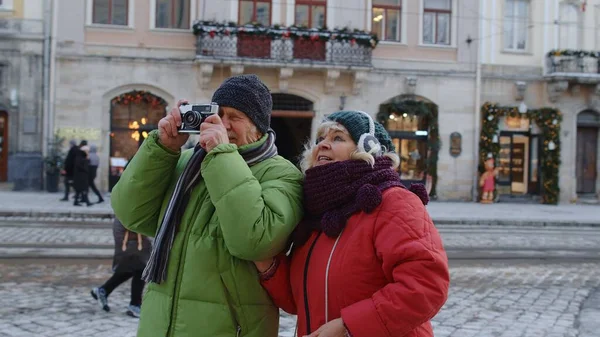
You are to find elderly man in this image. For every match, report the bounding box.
[111,75,303,337]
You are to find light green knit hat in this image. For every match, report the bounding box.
[326,110,395,152]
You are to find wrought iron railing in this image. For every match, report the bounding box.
[546,50,600,75]
[193,22,377,67]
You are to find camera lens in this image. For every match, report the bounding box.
[183,111,202,129]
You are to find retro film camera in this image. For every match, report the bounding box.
[178,103,219,134]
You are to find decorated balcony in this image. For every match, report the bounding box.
[193,21,378,68]
[546,49,600,83]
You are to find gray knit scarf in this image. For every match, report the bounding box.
[142,130,278,284]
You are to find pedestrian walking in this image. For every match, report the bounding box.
[88,145,105,203]
[73,145,92,206]
[91,218,151,317]
[60,140,78,201]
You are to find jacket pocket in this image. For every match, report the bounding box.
[220,273,242,337]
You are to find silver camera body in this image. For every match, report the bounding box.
[178,103,219,134]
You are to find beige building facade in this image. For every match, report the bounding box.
[0,0,46,190]
[46,0,600,204]
[52,0,481,201]
[480,0,600,204]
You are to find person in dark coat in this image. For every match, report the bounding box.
[73,145,92,206]
[90,218,151,318]
[60,140,78,201]
[88,145,104,203]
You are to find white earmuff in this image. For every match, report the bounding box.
[355,111,382,155]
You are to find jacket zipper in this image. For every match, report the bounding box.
[324,232,343,324]
[302,231,322,334]
[165,196,203,337]
[220,275,243,337]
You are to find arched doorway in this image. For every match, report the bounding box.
[270,93,314,166]
[377,95,440,197]
[109,90,167,191]
[576,110,600,195]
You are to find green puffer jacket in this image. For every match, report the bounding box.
[111,130,303,337]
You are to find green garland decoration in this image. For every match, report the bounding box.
[480,102,562,204]
[547,49,600,58]
[376,100,440,198]
[193,21,379,49]
[111,90,168,107]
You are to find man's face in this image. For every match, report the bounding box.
[218,107,263,147]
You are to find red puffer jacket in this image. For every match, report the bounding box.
[262,187,449,337]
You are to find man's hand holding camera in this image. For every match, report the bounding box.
[199,115,228,152]
[158,100,226,153]
[158,99,190,152]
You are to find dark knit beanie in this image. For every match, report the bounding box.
[211,74,272,134]
[326,110,395,152]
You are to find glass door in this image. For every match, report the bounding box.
[497,132,531,195]
[528,135,540,194]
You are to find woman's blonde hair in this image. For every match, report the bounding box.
[299,121,400,173]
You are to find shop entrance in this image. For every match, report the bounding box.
[497,131,541,196]
[270,93,314,167]
[576,110,599,195]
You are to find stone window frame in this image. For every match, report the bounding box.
[86,0,135,29]
[149,0,197,31]
[503,0,531,52]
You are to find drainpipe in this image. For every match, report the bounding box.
[41,0,52,189]
[49,0,58,143]
[471,0,483,202]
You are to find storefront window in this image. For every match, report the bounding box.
[385,112,429,184]
[387,113,426,132]
[393,138,428,181]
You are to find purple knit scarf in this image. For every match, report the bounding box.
[293,157,432,247]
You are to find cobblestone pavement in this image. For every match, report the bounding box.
[2,223,600,251]
[1,190,599,226]
[1,260,600,337]
[0,226,112,246]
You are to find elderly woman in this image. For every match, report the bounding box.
[254,110,449,337]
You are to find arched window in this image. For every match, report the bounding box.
[378,96,439,197]
[109,90,167,190]
[387,111,429,183]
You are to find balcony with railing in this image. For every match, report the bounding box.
[545,50,600,83]
[193,22,378,69]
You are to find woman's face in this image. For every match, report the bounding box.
[311,125,357,167]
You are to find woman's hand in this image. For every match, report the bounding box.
[304,318,348,337]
